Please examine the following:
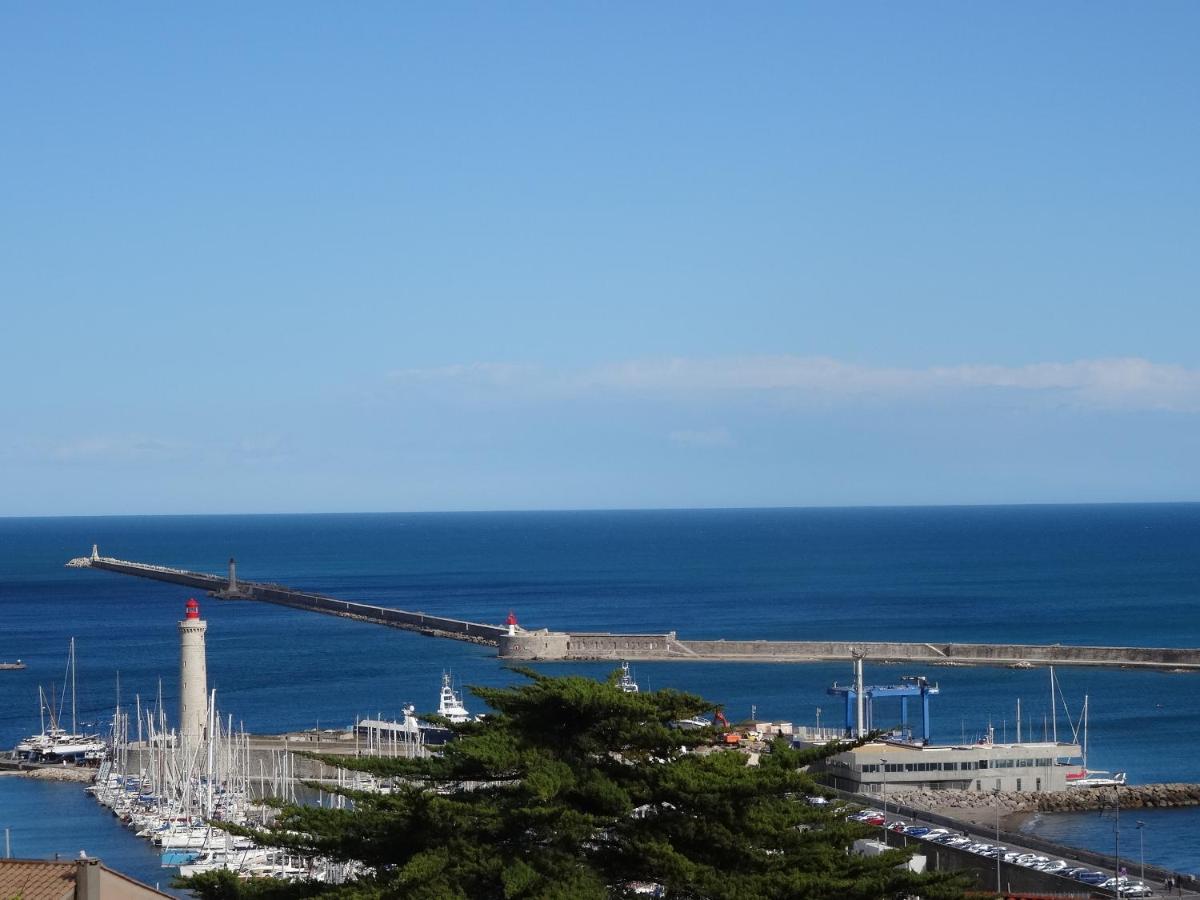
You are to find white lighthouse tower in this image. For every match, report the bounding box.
[178,597,208,744]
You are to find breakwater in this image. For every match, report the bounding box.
[71,555,507,647]
[69,551,1200,671]
[892,784,1200,815]
[501,630,1200,670]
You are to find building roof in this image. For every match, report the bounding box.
[0,858,172,900]
[0,859,76,900]
[842,739,1079,757]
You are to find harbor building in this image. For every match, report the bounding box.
[811,661,1088,794]
[819,737,1085,794]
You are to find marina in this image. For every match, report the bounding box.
[13,599,453,884]
[4,506,1200,886]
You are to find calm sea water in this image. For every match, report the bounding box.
[1,505,1198,885]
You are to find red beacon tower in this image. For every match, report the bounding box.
[185,598,201,619]
[506,610,518,636]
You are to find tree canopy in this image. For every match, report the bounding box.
[181,668,967,899]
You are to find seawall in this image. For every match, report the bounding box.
[499,631,1200,670]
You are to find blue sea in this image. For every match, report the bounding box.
[1,505,1199,887]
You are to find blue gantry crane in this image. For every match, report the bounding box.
[827,674,939,743]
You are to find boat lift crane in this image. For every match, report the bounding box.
[827,674,939,743]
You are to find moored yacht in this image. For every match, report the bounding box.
[618,661,639,693]
[437,672,471,723]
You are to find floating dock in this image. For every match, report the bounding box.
[68,551,1200,671]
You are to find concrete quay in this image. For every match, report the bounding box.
[499,631,1200,670]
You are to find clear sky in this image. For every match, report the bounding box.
[3,3,1198,515]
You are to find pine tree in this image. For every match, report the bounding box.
[180,668,968,899]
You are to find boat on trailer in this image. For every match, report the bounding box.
[1065,769,1127,788]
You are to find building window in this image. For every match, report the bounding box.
[975,780,981,791]
[1016,778,1022,791]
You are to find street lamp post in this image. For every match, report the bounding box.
[879,758,888,841]
[994,789,1002,895]
[1136,820,1146,882]
[1115,802,1121,889]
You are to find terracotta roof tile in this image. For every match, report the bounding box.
[0,860,75,900]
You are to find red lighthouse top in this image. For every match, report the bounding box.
[185,598,200,620]
[505,610,518,626]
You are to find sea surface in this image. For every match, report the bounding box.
[1,505,1199,887]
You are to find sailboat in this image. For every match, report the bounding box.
[12,638,106,764]
[618,661,640,694]
[1048,671,1128,788]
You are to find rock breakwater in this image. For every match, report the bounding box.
[891,783,1200,815]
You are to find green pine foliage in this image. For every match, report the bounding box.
[179,668,968,899]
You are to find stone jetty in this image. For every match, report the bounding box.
[0,763,96,783]
[891,783,1200,815]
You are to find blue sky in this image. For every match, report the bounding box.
[2,3,1198,515]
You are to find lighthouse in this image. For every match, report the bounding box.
[178,598,208,743]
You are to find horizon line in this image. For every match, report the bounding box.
[3,498,1199,521]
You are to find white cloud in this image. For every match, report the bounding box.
[388,362,539,385]
[48,435,188,464]
[384,355,1200,412]
[668,427,734,448]
[9,434,292,468]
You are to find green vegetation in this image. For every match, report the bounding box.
[180,669,967,899]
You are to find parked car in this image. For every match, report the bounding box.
[1119,883,1154,898]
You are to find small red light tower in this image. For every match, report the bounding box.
[185,598,200,620]
[506,610,518,636]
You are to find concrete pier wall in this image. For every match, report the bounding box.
[499,631,1200,670]
[79,556,1200,671]
[88,558,506,646]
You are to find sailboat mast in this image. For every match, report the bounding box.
[1050,666,1058,745]
[206,689,216,819]
[1083,694,1089,769]
[1016,698,1021,744]
[70,637,77,734]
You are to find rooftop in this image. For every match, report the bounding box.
[0,858,172,900]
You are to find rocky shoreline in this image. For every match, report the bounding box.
[0,763,97,783]
[891,783,1200,820]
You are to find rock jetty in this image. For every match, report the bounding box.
[891,783,1200,815]
[0,762,97,783]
